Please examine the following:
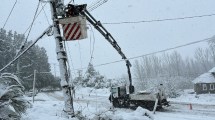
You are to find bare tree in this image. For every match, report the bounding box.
[133,60,145,89]
[194,48,211,72]
[209,46,215,64]
[161,53,172,76]
[151,55,162,77]
[142,56,153,78]
[170,51,184,76]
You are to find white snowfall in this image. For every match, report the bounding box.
[22,87,215,120]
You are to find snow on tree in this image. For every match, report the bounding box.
[81,63,105,89]
[0,28,59,91]
[73,70,84,86]
[0,73,30,119]
[209,35,215,48]
[132,49,215,97]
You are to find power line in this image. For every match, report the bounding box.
[68,0,108,11]
[2,0,17,29]
[88,0,108,12]
[63,41,73,80]
[78,41,83,69]
[24,2,47,34]
[0,26,52,72]
[41,2,50,25]
[89,25,96,63]
[15,1,41,58]
[24,1,41,44]
[65,42,75,71]
[102,13,215,25]
[64,41,76,78]
[72,36,212,71]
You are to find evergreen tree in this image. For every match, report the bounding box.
[0,28,60,91]
[73,70,84,86]
[83,63,105,88]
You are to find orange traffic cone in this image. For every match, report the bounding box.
[189,103,192,110]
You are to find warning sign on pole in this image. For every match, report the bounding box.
[59,16,87,41]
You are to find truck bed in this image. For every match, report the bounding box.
[129,93,157,101]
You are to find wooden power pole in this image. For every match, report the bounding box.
[49,0,74,116]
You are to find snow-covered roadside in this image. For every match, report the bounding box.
[22,88,215,120]
[22,87,152,120]
[169,89,215,105]
[22,101,68,120]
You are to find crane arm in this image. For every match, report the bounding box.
[64,4,134,93]
[83,9,133,86]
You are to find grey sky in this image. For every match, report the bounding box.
[1,0,215,78]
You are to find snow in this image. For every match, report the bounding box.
[169,89,215,105]
[209,67,215,73]
[0,84,5,96]
[21,87,215,120]
[109,107,152,120]
[154,112,215,120]
[192,73,215,84]
[23,101,68,120]
[1,73,22,85]
[192,67,215,84]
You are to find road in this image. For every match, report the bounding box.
[162,102,215,116]
[44,91,215,120]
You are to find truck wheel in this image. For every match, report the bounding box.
[146,101,155,111]
[112,98,120,107]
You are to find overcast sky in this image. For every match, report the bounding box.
[1,0,215,78]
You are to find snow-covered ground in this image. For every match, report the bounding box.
[22,88,215,120]
[169,89,215,105]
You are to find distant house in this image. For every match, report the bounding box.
[192,67,215,94]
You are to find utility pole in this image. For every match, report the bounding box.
[49,0,74,116]
[33,70,37,103]
[53,63,56,77]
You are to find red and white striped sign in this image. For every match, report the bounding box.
[59,16,87,41]
[62,22,82,40]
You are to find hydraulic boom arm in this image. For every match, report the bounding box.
[82,9,133,87]
[64,4,133,93]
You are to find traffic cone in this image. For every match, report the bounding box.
[189,103,192,110]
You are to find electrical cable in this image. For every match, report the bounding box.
[63,41,73,82]
[0,25,52,72]
[24,1,41,46]
[67,0,107,12]
[88,25,96,63]
[2,0,17,29]
[66,1,214,25]
[72,36,212,71]
[24,3,47,34]
[89,27,92,57]
[78,41,83,69]
[64,41,76,78]
[14,1,42,59]
[88,0,108,12]
[41,2,50,25]
[88,0,102,10]
[65,42,76,71]
[102,13,215,25]
[14,1,40,58]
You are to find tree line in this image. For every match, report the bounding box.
[0,28,60,91]
[133,40,215,97]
